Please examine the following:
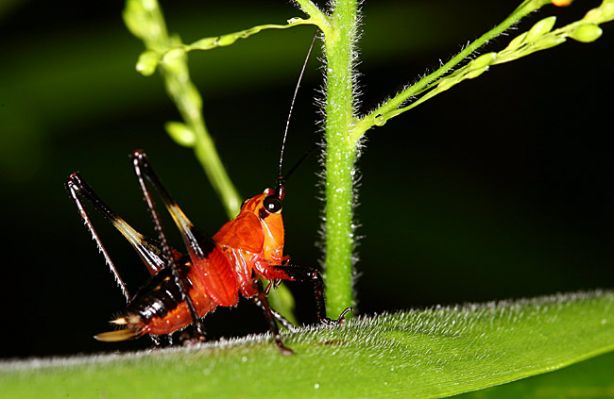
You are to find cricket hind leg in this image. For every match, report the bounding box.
[66,172,168,278]
[66,172,132,302]
[129,150,207,341]
[67,172,172,347]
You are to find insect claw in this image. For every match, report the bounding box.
[130,148,147,163]
[320,307,352,327]
[275,338,294,356]
[264,280,273,295]
[337,307,352,323]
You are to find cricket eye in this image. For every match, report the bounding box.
[263,196,282,214]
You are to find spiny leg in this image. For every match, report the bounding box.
[66,173,131,302]
[273,265,351,324]
[251,283,293,355]
[263,280,298,332]
[67,172,170,347]
[269,307,298,332]
[130,150,206,339]
[67,172,167,277]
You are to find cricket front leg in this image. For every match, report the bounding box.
[270,265,351,325]
[250,282,293,355]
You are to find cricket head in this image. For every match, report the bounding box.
[242,179,284,219]
[239,179,285,261]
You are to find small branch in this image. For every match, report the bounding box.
[158,43,243,218]
[185,19,317,51]
[293,0,330,30]
[350,0,614,140]
[135,18,321,75]
[349,0,560,143]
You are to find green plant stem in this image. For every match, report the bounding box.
[161,55,242,220]
[189,111,242,218]
[124,0,242,218]
[380,12,612,122]
[178,19,319,54]
[321,0,358,317]
[350,0,552,143]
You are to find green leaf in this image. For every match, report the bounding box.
[455,351,614,398]
[2,291,614,398]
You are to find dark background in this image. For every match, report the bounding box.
[1,0,613,358]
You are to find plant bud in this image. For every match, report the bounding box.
[472,53,497,69]
[569,23,603,43]
[465,66,489,80]
[136,50,159,76]
[166,122,196,147]
[526,17,557,42]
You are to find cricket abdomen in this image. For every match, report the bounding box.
[95,259,218,340]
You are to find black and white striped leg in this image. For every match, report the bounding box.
[130,150,206,340]
[66,172,131,302]
[252,283,293,355]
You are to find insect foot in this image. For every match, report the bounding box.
[179,328,207,347]
[320,307,352,327]
[276,340,294,356]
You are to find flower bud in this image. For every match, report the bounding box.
[165,122,196,147]
[136,50,160,76]
[569,23,603,43]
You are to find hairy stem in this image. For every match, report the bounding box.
[321,0,359,317]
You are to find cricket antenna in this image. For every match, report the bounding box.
[276,32,318,198]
